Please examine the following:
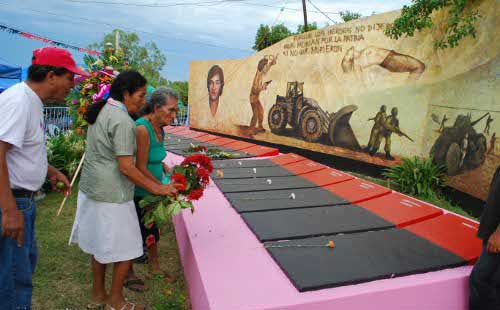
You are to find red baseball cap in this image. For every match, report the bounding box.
[32,47,89,76]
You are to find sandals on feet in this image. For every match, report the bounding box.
[123,278,148,292]
[87,302,104,310]
[148,270,176,283]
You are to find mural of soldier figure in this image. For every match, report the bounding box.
[365,105,386,153]
[370,107,413,160]
[249,54,277,133]
[484,114,494,135]
[439,114,449,132]
[489,133,496,155]
[460,132,469,168]
[341,46,426,81]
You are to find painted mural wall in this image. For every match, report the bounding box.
[189,0,500,200]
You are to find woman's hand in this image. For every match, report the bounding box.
[155,184,178,197]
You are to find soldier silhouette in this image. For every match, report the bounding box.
[370,107,405,160]
[365,105,386,153]
[489,133,496,155]
[439,114,449,132]
[484,115,494,135]
[460,132,469,168]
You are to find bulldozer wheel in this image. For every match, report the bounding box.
[268,104,287,133]
[469,134,487,167]
[445,142,461,176]
[299,109,323,142]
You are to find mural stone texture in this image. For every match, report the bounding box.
[189,0,500,200]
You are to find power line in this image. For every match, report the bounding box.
[306,0,337,24]
[0,2,254,53]
[64,0,342,14]
[64,0,251,8]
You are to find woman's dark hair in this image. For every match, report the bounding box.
[28,64,69,82]
[139,87,179,116]
[85,70,147,124]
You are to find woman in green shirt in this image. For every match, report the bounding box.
[70,71,178,310]
[126,88,179,290]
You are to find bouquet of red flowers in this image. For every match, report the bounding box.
[139,154,213,226]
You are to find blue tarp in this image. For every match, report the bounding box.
[0,63,22,80]
[0,60,24,93]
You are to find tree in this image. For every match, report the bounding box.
[253,23,293,51]
[89,29,167,86]
[385,0,480,49]
[340,11,362,22]
[296,22,318,34]
[167,81,189,105]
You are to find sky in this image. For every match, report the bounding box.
[0,0,411,82]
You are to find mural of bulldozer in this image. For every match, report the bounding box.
[268,81,361,150]
[430,113,489,176]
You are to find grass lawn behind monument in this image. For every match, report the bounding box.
[32,190,190,310]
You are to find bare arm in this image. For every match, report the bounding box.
[117,155,176,196]
[47,165,71,196]
[487,224,500,253]
[163,162,172,174]
[0,141,24,246]
[136,125,162,186]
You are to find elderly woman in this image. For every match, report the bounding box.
[125,87,179,291]
[70,71,178,310]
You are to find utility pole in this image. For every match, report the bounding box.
[302,0,308,32]
[115,30,120,51]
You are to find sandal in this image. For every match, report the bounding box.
[105,302,149,310]
[123,278,148,292]
[148,270,176,283]
[87,302,104,310]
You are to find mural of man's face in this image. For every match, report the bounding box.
[209,74,222,102]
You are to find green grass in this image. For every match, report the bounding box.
[32,191,190,310]
[349,172,478,221]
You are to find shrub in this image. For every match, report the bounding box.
[383,156,447,199]
[46,130,86,179]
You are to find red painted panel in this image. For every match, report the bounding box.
[223,140,256,151]
[269,153,308,166]
[181,131,208,138]
[243,145,279,157]
[357,192,443,227]
[404,214,481,264]
[283,160,327,175]
[192,134,221,142]
[210,137,238,146]
[300,168,355,187]
[324,179,391,204]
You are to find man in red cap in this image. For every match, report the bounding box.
[0,47,88,310]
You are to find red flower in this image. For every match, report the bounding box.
[194,145,207,152]
[205,161,214,174]
[187,189,203,201]
[171,173,187,191]
[182,154,213,173]
[197,167,210,186]
[145,234,156,247]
